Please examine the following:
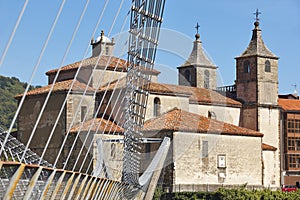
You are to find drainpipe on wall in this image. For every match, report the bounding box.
[261,137,264,186]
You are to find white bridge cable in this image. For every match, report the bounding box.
[74,70,125,172]
[68,4,131,172]
[0,0,67,158]
[38,0,111,165]
[122,0,166,186]
[86,87,128,175]
[55,0,128,169]
[0,0,167,198]
[75,30,154,173]
[0,0,29,69]
[77,72,128,174]
[74,0,167,175]
[60,9,129,173]
[20,0,91,163]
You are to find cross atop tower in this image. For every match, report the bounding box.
[195,22,200,34]
[254,8,261,22]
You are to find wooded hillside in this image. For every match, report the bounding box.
[0,75,39,130]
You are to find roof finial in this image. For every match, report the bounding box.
[253,9,261,27]
[195,22,200,40]
[292,84,298,95]
[100,30,104,42]
[254,8,261,22]
[195,22,200,34]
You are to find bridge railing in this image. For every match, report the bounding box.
[0,161,134,199]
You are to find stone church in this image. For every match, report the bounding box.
[15,16,300,192]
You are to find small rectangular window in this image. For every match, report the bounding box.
[81,106,87,122]
[145,143,151,159]
[202,141,208,158]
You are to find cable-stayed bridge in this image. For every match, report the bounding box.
[0,0,168,199]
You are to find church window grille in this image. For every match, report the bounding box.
[243,60,250,73]
[204,70,210,89]
[154,97,161,117]
[105,46,109,55]
[184,70,191,82]
[202,141,208,158]
[81,106,87,122]
[265,60,271,72]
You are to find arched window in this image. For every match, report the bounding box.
[204,70,210,89]
[184,70,191,82]
[243,60,250,73]
[154,97,161,117]
[265,60,271,72]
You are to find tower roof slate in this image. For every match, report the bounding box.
[237,22,278,59]
[179,34,217,69]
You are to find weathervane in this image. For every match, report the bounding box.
[195,22,200,34]
[254,8,261,22]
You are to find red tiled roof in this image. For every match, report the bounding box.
[98,77,127,93]
[98,80,241,107]
[15,80,94,99]
[46,55,160,75]
[262,143,277,151]
[143,108,263,137]
[278,98,300,111]
[149,83,241,106]
[70,118,124,134]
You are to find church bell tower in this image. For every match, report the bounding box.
[235,18,279,107]
[235,10,280,188]
[236,11,280,131]
[178,23,218,89]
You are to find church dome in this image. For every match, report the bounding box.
[94,30,112,44]
[95,35,111,43]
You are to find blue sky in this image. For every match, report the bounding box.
[0,0,299,94]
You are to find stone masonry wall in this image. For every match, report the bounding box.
[172,132,262,187]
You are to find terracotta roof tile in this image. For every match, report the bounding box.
[15,80,94,98]
[98,81,241,107]
[149,83,241,107]
[70,118,124,134]
[143,108,263,137]
[262,143,277,151]
[46,55,160,75]
[278,98,300,111]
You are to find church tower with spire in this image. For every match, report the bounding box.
[178,24,218,89]
[236,17,279,107]
[236,11,279,130]
[236,10,280,187]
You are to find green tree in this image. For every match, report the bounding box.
[0,75,39,130]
